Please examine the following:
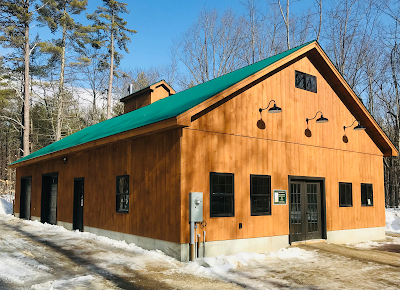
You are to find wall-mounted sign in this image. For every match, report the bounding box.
[273,190,287,205]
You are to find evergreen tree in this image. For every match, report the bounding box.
[0,0,41,156]
[37,0,88,141]
[87,0,136,119]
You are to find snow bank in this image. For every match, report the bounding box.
[0,197,12,215]
[386,208,400,234]
[182,247,316,279]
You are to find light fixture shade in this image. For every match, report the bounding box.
[353,123,366,130]
[316,115,329,123]
[268,104,282,113]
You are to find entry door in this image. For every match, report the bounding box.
[289,181,322,242]
[20,177,32,219]
[73,178,84,231]
[41,174,58,225]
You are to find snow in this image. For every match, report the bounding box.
[386,207,400,233]
[0,207,399,289]
[0,196,13,215]
[181,247,317,279]
[31,275,95,290]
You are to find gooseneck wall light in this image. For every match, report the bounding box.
[257,100,282,129]
[306,111,329,124]
[305,111,328,137]
[342,120,366,143]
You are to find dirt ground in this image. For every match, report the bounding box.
[0,215,399,290]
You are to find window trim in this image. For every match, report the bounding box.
[339,182,353,207]
[116,175,129,213]
[361,183,374,207]
[210,172,235,218]
[250,174,272,216]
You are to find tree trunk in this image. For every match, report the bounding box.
[107,14,115,120]
[388,162,393,207]
[278,0,290,49]
[316,0,322,42]
[286,0,290,49]
[23,13,30,157]
[391,45,400,151]
[56,21,67,141]
[395,164,399,207]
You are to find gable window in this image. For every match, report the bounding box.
[295,70,317,93]
[250,175,271,216]
[116,175,129,213]
[339,182,352,207]
[210,172,234,217]
[361,183,373,206]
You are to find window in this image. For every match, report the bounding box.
[295,71,306,89]
[116,175,129,213]
[250,175,271,216]
[361,183,373,206]
[295,70,317,93]
[306,74,317,92]
[210,172,234,217]
[339,182,352,207]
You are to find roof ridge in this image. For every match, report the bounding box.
[176,40,317,95]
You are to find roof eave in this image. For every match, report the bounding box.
[9,116,190,169]
[310,43,398,157]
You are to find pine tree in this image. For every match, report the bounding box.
[87,0,136,119]
[37,0,88,141]
[0,0,42,157]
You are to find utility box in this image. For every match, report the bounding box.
[189,192,203,222]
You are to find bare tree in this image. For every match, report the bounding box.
[278,0,291,49]
[316,0,322,42]
[241,0,261,64]
[174,9,244,87]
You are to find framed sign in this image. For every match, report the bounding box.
[273,190,287,205]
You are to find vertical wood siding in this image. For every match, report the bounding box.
[15,129,182,243]
[180,56,385,243]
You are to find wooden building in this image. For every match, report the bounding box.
[10,41,397,261]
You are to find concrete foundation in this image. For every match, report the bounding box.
[31,216,41,222]
[200,235,290,258]
[12,213,387,261]
[57,221,73,231]
[83,226,289,261]
[84,226,190,261]
[327,227,386,244]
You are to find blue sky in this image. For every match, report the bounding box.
[32,0,308,71]
[0,1,313,73]
[119,0,248,69]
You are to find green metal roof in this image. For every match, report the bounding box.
[11,41,314,165]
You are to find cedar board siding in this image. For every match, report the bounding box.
[123,92,151,114]
[15,129,182,243]
[180,56,385,243]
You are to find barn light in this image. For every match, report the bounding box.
[344,120,366,133]
[259,100,282,115]
[306,111,328,125]
[62,157,68,164]
[342,120,366,143]
[257,100,282,129]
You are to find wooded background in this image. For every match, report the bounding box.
[0,0,399,207]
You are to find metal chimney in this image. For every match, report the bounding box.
[128,84,133,95]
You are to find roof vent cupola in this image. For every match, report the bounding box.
[120,80,175,114]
